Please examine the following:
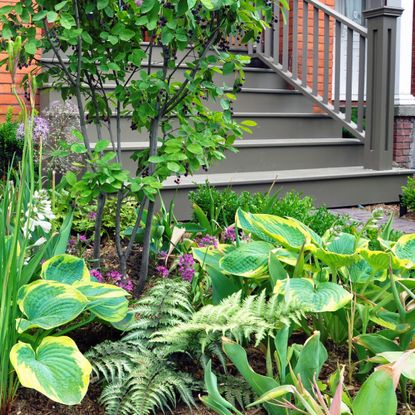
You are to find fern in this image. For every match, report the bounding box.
[87,278,195,415]
[217,374,256,410]
[98,349,195,415]
[153,290,304,354]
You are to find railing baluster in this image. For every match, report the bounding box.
[282,5,289,71]
[302,1,309,85]
[357,34,366,131]
[334,20,341,112]
[292,0,299,79]
[265,20,272,57]
[313,6,319,94]
[345,27,353,123]
[273,3,280,64]
[323,13,330,104]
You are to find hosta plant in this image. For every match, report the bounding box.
[10,253,129,406]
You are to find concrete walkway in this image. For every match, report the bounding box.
[331,208,415,234]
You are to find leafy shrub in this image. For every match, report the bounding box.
[0,108,21,178]
[402,176,415,211]
[188,182,349,235]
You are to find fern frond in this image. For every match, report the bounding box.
[99,350,195,415]
[217,374,256,410]
[153,290,305,353]
[123,278,193,347]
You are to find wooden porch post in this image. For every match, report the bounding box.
[363,4,403,170]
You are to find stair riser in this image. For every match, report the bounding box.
[42,88,311,114]
[120,144,363,174]
[80,115,343,143]
[160,174,409,220]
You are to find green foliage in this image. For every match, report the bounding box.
[153,290,305,354]
[402,176,415,211]
[87,278,196,415]
[188,183,350,235]
[0,108,21,179]
[10,253,129,405]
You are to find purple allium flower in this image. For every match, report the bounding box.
[78,234,88,243]
[224,226,236,242]
[17,117,49,143]
[156,265,170,278]
[178,254,195,282]
[106,270,123,282]
[158,250,168,260]
[90,269,104,282]
[88,211,97,220]
[135,0,143,6]
[197,234,219,248]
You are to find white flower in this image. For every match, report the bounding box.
[23,190,55,237]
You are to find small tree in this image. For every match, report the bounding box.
[0,0,288,293]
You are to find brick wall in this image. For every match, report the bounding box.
[393,117,415,168]
[0,0,39,120]
[412,4,415,95]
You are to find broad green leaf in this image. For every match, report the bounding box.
[74,281,129,322]
[373,352,415,381]
[16,280,88,332]
[292,331,328,391]
[359,249,392,273]
[353,334,401,354]
[268,251,288,284]
[282,278,352,312]
[201,360,243,415]
[236,209,309,249]
[352,370,397,415]
[41,254,90,284]
[192,244,234,269]
[111,311,135,331]
[220,241,273,278]
[94,139,110,152]
[60,13,75,29]
[392,234,415,269]
[187,143,203,154]
[223,338,283,415]
[206,267,242,304]
[10,336,91,405]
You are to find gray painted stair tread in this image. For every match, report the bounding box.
[162,166,415,189]
[100,138,362,151]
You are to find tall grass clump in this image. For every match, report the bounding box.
[0,37,47,414]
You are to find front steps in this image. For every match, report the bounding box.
[39,51,414,219]
[162,166,414,220]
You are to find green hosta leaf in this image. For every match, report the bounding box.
[342,259,386,284]
[359,249,391,272]
[219,241,274,278]
[236,209,310,249]
[74,281,129,322]
[352,370,397,415]
[354,334,401,354]
[281,278,352,312]
[314,233,360,269]
[41,254,90,284]
[193,244,234,269]
[16,280,88,332]
[10,336,91,405]
[392,234,415,269]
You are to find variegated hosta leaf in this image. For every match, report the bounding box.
[314,233,359,269]
[219,241,274,278]
[41,254,90,284]
[359,249,392,273]
[74,281,129,322]
[392,234,415,269]
[271,248,316,272]
[236,209,310,249]
[10,336,91,405]
[341,259,386,284]
[280,278,352,312]
[192,244,235,269]
[17,280,88,332]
